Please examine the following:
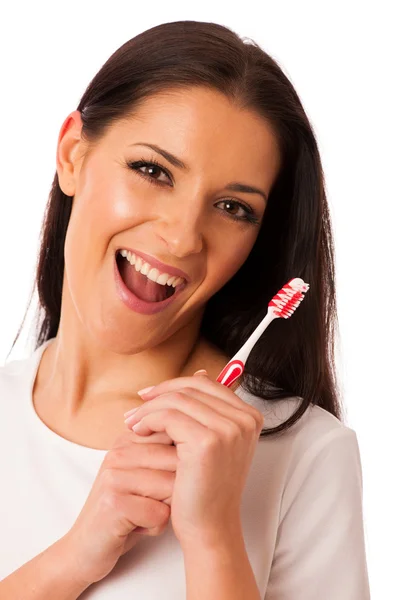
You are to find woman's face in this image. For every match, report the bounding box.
[57,86,281,353]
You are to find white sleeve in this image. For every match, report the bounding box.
[265,427,370,599]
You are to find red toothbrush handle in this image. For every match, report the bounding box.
[216,360,244,387]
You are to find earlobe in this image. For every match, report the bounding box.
[56,110,84,196]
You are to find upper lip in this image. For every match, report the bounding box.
[117,247,191,283]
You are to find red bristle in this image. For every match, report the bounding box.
[268,285,306,318]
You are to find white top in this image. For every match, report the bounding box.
[0,339,370,599]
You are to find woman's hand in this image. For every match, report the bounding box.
[62,429,177,586]
[124,371,264,548]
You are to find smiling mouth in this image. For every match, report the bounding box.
[116,252,177,303]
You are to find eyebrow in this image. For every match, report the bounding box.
[130,142,268,205]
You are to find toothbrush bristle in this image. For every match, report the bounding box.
[268,278,310,319]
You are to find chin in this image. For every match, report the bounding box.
[81,312,169,356]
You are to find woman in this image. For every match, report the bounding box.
[0,20,370,599]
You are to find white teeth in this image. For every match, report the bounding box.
[171,277,184,288]
[155,272,170,285]
[166,276,176,286]
[119,250,185,288]
[118,250,185,288]
[141,262,150,276]
[147,268,160,283]
[134,257,143,272]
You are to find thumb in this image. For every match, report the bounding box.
[193,369,209,376]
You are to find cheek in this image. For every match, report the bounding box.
[63,177,151,299]
[207,234,256,290]
[90,178,132,231]
[63,207,94,300]
[90,175,151,237]
[62,188,113,309]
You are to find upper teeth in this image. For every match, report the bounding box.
[119,250,185,288]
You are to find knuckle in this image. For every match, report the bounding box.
[104,447,124,468]
[255,410,265,430]
[225,421,242,442]
[246,407,264,430]
[101,467,119,489]
[199,430,220,453]
[146,522,168,536]
[154,504,171,529]
[179,387,193,396]
[101,490,121,512]
[163,407,179,419]
[156,501,171,522]
[111,429,134,448]
[172,390,188,401]
[143,498,170,529]
[242,413,259,432]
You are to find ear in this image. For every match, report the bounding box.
[56,110,86,197]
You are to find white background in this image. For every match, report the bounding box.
[0,1,398,596]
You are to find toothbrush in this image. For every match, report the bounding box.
[216,278,310,388]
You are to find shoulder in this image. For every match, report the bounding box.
[0,353,36,429]
[237,383,351,446]
[0,354,26,380]
[237,385,362,495]
[231,386,370,597]
[280,403,362,510]
[283,400,359,472]
[238,390,369,598]
[0,351,35,395]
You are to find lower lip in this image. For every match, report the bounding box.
[114,255,187,315]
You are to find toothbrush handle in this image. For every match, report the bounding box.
[216,309,277,388]
[216,281,309,388]
[216,360,244,387]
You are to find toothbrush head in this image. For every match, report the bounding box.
[268,277,310,319]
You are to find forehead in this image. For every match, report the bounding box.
[108,86,281,184]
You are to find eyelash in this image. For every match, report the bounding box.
[126,157,261,226]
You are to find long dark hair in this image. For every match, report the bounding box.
[10,20,343,436]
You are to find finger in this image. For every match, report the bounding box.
[124,403,146,419]
[128,408,214,443]
[129,385,264,433]
[123,423,176,447]
[138,374,259,419]
[125,390,261,438]
[112,429,174,449]
[102,467,175,502]
[104,443,178,472]
[131,432,174,445]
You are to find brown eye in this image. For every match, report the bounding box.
[219,199,247,219]
[216,199,260,225]
[140,164,166,181]
[128,160,172,186]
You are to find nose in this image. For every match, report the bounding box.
[154,198,204,258]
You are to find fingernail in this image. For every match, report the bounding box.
[137,386,155,396]
[124,406,140,419]
[194,369,208,375]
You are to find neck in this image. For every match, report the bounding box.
[31,285,238,449]
[35,329,205,418]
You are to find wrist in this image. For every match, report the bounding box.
[181,527,260,600]
[52,535,94,592]
[179,519,245,555]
